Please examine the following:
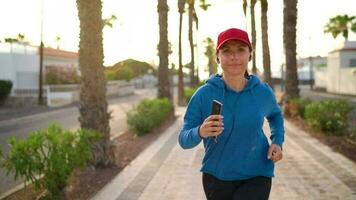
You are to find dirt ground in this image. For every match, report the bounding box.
[287,117,356,163]
[4,115,176,200]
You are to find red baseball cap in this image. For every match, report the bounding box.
[216,28,252,51]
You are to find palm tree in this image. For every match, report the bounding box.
[250,0,257,75]
[103,15,117,28]
[187,0,210,87]
[157,0,171,101]
[324,14,356,41]
[283,0,299,100]
[177,0,185,106]
[16,34,25,43]
[204,37,218,76]
[242,0,257,75]
[54,36,61,49]
[187,0,196,87]
[260,0,273,89]
[76,0,114,167]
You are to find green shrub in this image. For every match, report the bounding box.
[127,98,173,136]
[184,80,206,103]
[305,100,353,136]
[0,124,101,199]
[0,80,13,104]
[290,97,312,119]
[184,87,197,103]
[45,67,80,85]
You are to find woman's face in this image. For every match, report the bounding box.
[217,40,251,77]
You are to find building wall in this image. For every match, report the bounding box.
[297,56,327,81]
[340,51,356,68]
[0,44,79,95]
[314,68,327,88]
[0,52,39,90]
[326,50,356,95]
[327,51,340,93]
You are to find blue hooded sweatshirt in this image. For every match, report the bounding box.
[178,74,284,181]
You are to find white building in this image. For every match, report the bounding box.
[314,41,356,95]
[297,56,327,82]
[0,43,78,96]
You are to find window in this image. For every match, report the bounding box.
[350,59,356,67]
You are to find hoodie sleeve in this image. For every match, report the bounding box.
[178,90,204,149]
[265,85,285,148]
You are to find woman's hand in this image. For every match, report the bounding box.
[267,144,283,163]
[199,115,224,139]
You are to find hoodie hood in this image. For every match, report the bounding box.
[206,74,261,93]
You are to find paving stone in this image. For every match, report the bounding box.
[93,108,356,200]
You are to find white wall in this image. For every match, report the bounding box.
[0,52,39,90]
[326,50,356,95]
[314,68,327,88]
[1,44,79,94]
[0,54,15,82]
[327,51,340,93]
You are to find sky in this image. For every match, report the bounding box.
[0,0,355,79]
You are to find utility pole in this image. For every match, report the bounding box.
[309,56,313,90]
[38,0,44,105]
[308,35,313,90]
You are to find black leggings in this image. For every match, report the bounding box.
[202,173,272,200]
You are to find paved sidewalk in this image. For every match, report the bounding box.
[93,107,356,200]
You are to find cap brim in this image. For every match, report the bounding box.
[216,38,252,51]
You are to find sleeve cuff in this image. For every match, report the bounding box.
[272,138,283,149]
[192,126,203,143]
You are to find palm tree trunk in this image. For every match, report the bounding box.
[158,0,171,101]
[283,0,299,100]
[250,0,257,75]
[261,0,273,89]
[178,0,185,106]
[188,2,195,87]
[76,0,114,167]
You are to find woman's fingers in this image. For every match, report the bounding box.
[200,115,224,138]
[207,120,223,127]
[268,144,283,163]
[206,115,224,122]
[206,126,224,134]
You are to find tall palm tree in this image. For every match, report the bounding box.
[324,14,356,41]
[283,0,299,100]
[260,0,273,89]
[242,0,257,75]
[177,0,185,106]
[187,0,196,87]
[204,37,218,76]
[54,36,61,49]
[16,33,25,43]
[187,0,210,87]
[250,0,257,75]
[76,0,114,167]
[157,0,171,100]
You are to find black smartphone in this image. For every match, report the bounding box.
[211,100,222,143]
[211,100,222,116]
